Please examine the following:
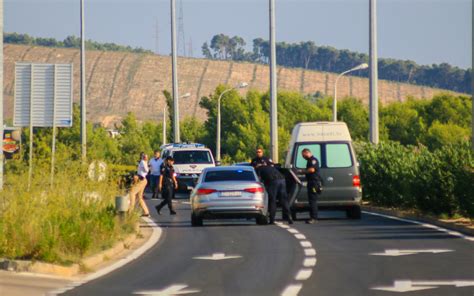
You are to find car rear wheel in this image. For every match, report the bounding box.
[191,213,203,226]
[256,215,269,225]
[346,206,362,220]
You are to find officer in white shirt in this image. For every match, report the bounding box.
[129,153,151,217]
[149,150,164,199]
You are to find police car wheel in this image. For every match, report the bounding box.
[191,213,203,226]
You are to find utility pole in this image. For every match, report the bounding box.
[369,0,379,144]
[171,0,180,143]
[80,0,87,161]
[0,0,4,190]
[269,0,278,161]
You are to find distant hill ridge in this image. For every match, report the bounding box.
[3,44,460,127]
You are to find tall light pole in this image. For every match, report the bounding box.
[269,0,278,162]
[80,0,87,161]
[471,0,473,150]
[0,0,4,190]
[171,0,180,143]
[369,0,379,144]
[333,63,369,121]
[216,82,248,162]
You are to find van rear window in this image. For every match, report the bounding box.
[295,144,321,169]
[326,144,352,168]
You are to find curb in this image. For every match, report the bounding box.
[0,222,146,278]
[362,205,474,237]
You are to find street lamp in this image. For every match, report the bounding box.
[216,82,248,161]
[333,63,369,122]
[163,92,191,145]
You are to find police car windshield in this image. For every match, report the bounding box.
[204,170,256,182]
[173,150,213,164]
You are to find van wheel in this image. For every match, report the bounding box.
[291,210,297,221]
[347,206,362,220]
[191,213,203,226]
[256,215,269,225]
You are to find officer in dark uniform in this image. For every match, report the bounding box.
[302,148,321,224]
[155,156,178,215]
[257,166,293,225]
[251,147,274,169]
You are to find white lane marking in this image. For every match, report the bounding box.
[295,269,313,281]
[300,241,312,248]
[294,234,306,240]
[287,228,299,234]
[48,217,162,296]
[192,253,242,260]
[370,249,453,257]
[363,211,474,242]
[303,257,317,267]
[134,284,200,295]
[372,280,474,293]
[281,284,303,296]
[304,248,316,256]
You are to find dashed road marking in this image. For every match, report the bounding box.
[300,241,312,248]
[295,269,313,281]
[304,248,316,256]
[281,284,303,296]
[303,257,317,267]
[294,234,306,240]
[288,228,300,234]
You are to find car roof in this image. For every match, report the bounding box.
[203,166,255,173]
[166,148,212,152]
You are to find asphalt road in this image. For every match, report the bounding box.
[60,198,474,296]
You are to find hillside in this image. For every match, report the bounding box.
[3,44,459,127]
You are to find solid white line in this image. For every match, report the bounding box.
[295,269,313,281]
[303,257,317,267]
[281,284,303,296]
[300,241,312,248]
[363,211,474,242]
[304,248,316,256]
[48,217,162,295]
[294,234,306,240]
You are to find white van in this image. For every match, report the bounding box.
[284,122,362,219]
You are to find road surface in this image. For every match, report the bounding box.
[59,199,474,296]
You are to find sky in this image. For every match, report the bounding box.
[4,0,472,69]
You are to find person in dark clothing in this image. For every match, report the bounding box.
[155,156,178,215]
[251,147,274,169]
[257,166,293,225]
[302,148,321,224]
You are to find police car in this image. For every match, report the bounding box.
[160,143,217,193]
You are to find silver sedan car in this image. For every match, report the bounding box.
[190,166,269,226]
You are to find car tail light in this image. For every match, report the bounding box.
[353,175,361,187]
[197,188,217,195]
[244,187,264,194]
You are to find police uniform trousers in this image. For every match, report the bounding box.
[266,179,291,222]
[156,179,175,212]
[307,181,318,219]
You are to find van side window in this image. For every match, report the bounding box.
[326,144,352,168]
[295,144,321,169]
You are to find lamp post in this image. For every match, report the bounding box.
[369,0,379,144]
[80,0,87,162]
[0,0,3,190]
[333,63,369,121]
[216,82,248,161]
[269,0,278,162]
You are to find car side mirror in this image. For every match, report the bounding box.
[215,161,221,167]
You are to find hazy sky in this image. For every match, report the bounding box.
[5,0,472,69]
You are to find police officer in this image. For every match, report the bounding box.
[251,147,274,168]
[155,156,178,215]
[302,148,321,224]
[257,166,293,225]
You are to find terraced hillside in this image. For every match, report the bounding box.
[3,44,459,127]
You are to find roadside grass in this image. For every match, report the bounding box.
[0,161,139,265]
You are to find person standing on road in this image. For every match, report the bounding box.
[128,153,151,217]
[155,156,178,215]
[149,150,163,200]
[257,166,293,225]
[302,148,322,224]
[251,147,274,168]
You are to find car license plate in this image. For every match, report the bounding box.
[220,191,242,197]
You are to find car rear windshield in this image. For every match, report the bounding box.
[204,170,256,182]
[173,150,213,164]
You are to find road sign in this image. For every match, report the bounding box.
[134,285,200,295]
[370,249,453,257]
[14,63,73,128]
[193,253,242,261]
[372,280,474,293]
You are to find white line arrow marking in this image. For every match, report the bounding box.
[370,249,453,257]
[134,284,200,295]
[192,253,242,260]
[372,280,474,293]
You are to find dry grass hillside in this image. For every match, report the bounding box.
[3,44,459,127]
